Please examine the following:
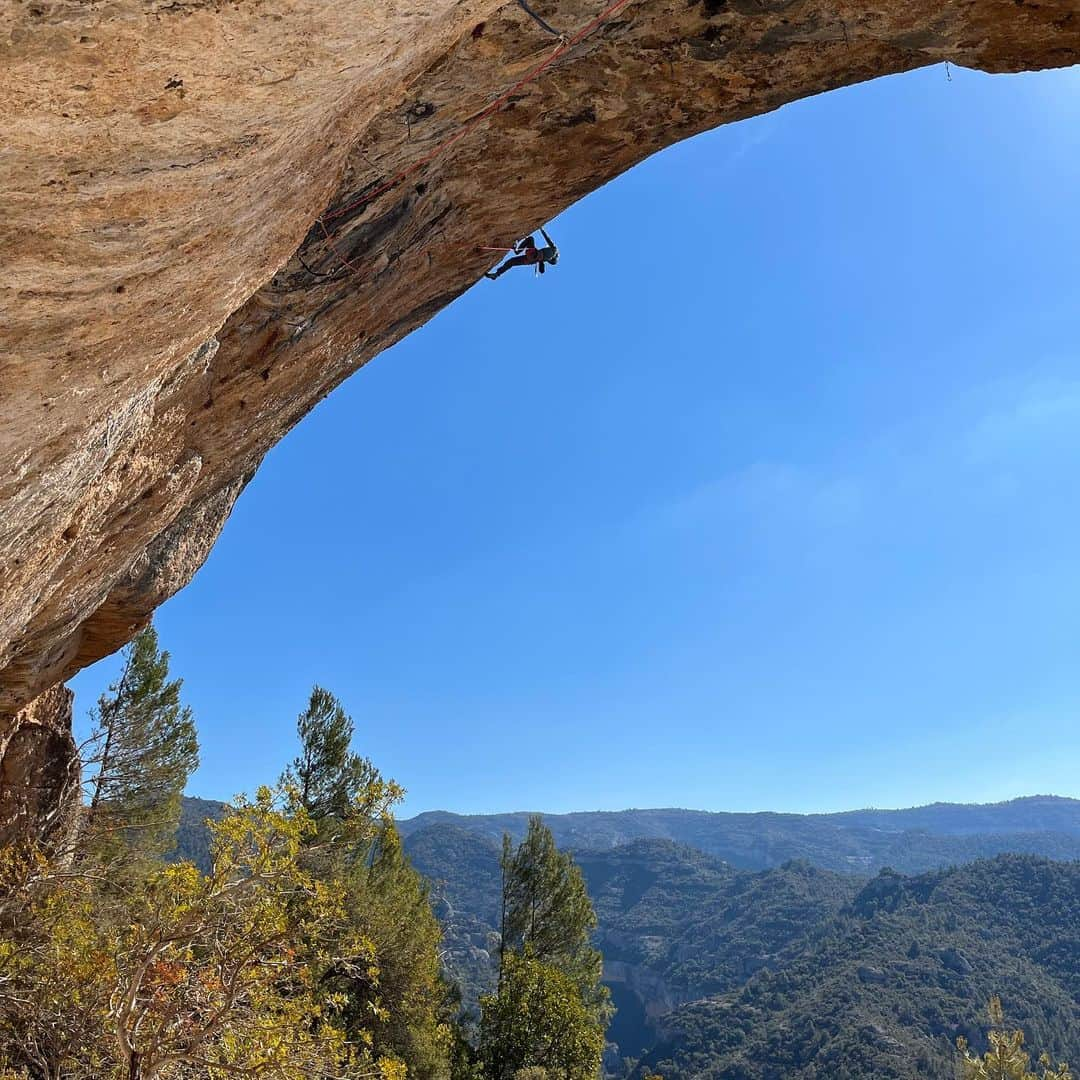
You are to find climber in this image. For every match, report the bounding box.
[485,227,559,280]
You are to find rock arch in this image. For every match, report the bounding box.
[2,0,1078,836]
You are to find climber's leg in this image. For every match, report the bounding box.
[485,255,531,280]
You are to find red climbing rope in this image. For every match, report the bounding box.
[317,216,366,278]
[314,0,636,275]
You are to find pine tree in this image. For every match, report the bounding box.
[283,685,390,826]
[499,816,606,1018]
[83,625,198,857]
[958,998,1072,1080]
[481,817,610,1078]
[281,686,443,1076]
[334,823,453,1079]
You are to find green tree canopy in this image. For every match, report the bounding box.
[0,788,394,1080]
[480,953,605,1080]
[3,675,453,1080]
[499,816,605,1015]
[83,625,199,857]
[335,823,454,1078]
[282,685,398,828]
[280,685,446,1077]
[481,818,609,1079]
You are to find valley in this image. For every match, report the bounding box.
[177,795,1080,1075]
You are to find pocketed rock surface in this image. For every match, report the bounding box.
[2,0,1078,836]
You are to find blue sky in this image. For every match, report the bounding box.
[71,62,1080,817]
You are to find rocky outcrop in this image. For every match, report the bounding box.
[856,963,888,985]
[604,959,687,1021]
[0,686,80,851]
[939,947,974,975]
[3,0,1079,836]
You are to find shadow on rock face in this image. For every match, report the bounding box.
[0,686,80,854]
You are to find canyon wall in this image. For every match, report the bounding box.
[3,0,1078,839]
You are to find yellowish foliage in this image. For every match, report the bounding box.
[958,998,1072,1080]
[379,1056,410,1080]
[0,787,386,1080]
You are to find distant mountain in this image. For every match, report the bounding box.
[576,842,858,1061]
[397,797,1080,875]
[177,796,1080,878]
[637,855,1080,1079]
[402,824,861,1057]
[828,795,1080,836]
[401,827,1080,1075]
[172,795,229,870]
[403,823,504,1017]
[175,798,1080,1074]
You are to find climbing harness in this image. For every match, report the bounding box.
[481,233,558,280]
[312,0,636,280]
[534,245,558,275]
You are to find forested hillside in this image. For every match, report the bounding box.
[397,798,1080,873]
[370,823,861,1041]
[638,856,1080,1079]
[403,823,505,1020]
[48,636,1080,1080]
[181,795,1080,877]
[398,825,1080,1076]
[174,798,1080,1076]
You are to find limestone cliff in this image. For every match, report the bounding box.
[0,686,79,850]
[2,0,1078,836]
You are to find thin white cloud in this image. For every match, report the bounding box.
[965,376,1080,464]
[631,371,1080,562]
[643,460,861,540]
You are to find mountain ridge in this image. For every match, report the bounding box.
[399,794,1080,835]
[173,797,1080,1074]
[178,795,1080,878]
[393,797,1080,875]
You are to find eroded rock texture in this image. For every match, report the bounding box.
[2,0,1078,835]
[0,686,79,850]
